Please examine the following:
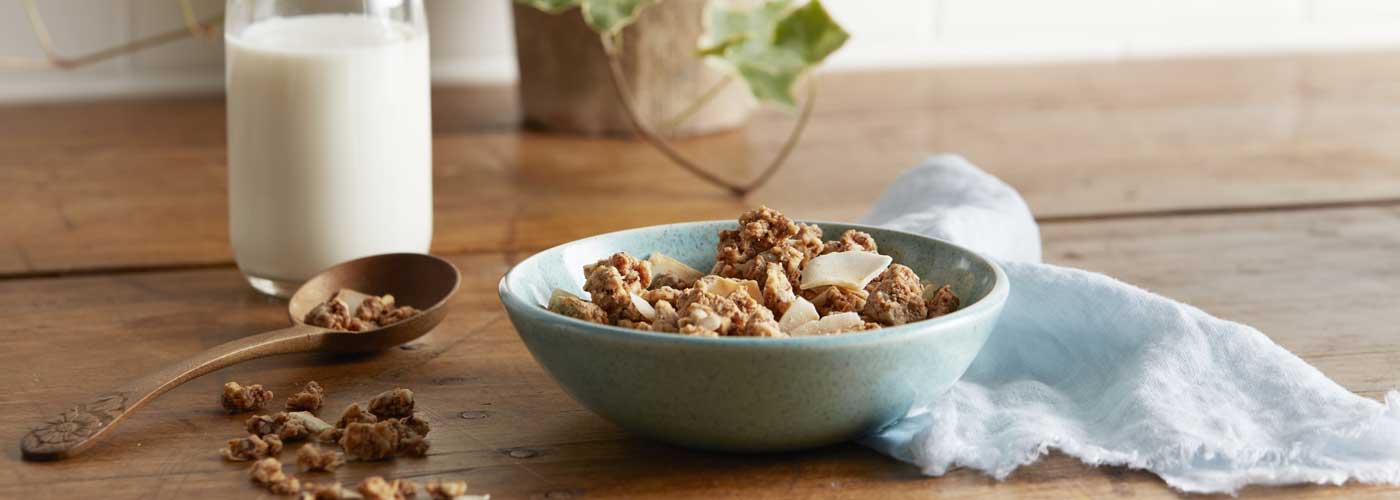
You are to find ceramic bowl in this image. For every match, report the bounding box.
[497,221,1008,452]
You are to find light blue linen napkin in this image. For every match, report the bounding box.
[860,155,1400,494]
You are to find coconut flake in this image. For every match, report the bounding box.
[630,293,657,321]
[696,276,763,303]
[648,252,704,285]
[778,297,820,333]
[790,312,866,337]
[799,251,892,291]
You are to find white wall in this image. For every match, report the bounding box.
[3,0,1400,102]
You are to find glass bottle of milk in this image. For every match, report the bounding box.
[225,0,433,297]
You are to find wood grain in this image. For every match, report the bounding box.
[9,51,1400,275]
[3,206,1398,498]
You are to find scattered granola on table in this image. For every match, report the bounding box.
[221,381,274,413]
[304,289,423,331]
[287,381,325,412]
[296,443,345,472]
[545,207,962,337]
[221,433,283,461]
[216,384,453,497]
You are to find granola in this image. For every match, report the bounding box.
[822,229,878,254]
[547,290,608,324]
[286,381,325,412]
[861,264,928,326]
[251,456,300,495]
[358,476,404,500]
[583,252,653,322]
[221,433,283,461]
[424,480,468,500]
[304,289,422,331]
[802,285,868,317]
[543,206,963,338]
[340,421,399,461]
[335,402,378,428]
[221,381,274,413]
[300,482,356,500]
[368,388,415,419]
[296,443,345,472]
[926,284,961,319]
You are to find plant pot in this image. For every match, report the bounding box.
[511,0,755,137]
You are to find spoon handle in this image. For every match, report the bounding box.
[20,323,328,461]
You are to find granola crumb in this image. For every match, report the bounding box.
[339,421,400,461]
[316,427,344,444]
[270,476,302,496]
[398,433,431,457]
[335,402,378,428]
[802,285,868,316]
[300,482,356,500]
[221,434,283,461]
[356,294,396,322]
[547,290,608,324]
[221,381,273,413]
[286,381,325,412]
[822,229,878,254]
[861,264,928,326]
[395,479,419,498]
[377,305,421,326]
[424,480,468,500]
[358,476,403,500]
[304,299,352,330]
[583,252,653,322]
[297,443,345,472]
[368,388,415,419]
[401,413,431,437]
[246,411,327,442]
[926,284,961,318]
[249,457,286,485]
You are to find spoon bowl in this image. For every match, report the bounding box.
[289,253,461,352]
[20,252,460,461]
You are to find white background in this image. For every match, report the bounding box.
[4,0,1400,102]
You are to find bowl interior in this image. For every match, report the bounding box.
[503,220,1000,339]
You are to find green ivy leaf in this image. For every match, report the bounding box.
[772,0,849,64]
[700,0,847,107]
[514,0,580,14]
[582,0,654,36]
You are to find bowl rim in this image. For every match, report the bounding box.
[498,220,1009,348]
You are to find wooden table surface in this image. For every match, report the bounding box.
[4,51,1400,498]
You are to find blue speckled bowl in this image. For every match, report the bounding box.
[498,221,1008,452]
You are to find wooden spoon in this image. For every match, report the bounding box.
[19,253,460,461]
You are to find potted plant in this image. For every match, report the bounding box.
[513,0,849,195]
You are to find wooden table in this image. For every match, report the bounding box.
[4,51,1400,498]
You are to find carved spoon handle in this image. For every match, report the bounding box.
[20,324,328,461]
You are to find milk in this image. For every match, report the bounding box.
[226,15,432,290]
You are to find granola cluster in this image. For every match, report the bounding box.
[286,381,325,412]
[303,289,423,332]
[547,207,962,337]
[222,381,274,413]
[215,382,471,498]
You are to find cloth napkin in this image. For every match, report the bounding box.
[858,155,1400,495]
